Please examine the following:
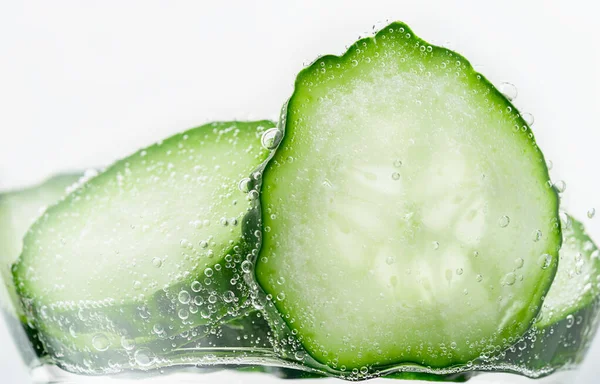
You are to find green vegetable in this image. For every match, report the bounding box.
[0,174,81,366]
[499,216,600,376]
[1,174,80,312]
[256,21,560,375]
[12,121,275,370]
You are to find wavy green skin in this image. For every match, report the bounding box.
[499,217,600,376]
[12,121,274,372]
[256,21,560,373]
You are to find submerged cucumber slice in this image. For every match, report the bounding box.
[500,215,600,374]
[13,121,274,368]
[256,22,560,372]
[0,174,81,366]
[0,174,80,312]
[538,215,600,328]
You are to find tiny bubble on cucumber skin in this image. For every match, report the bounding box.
[261,128,283,150]
[554,180,567,193]
[499,82,518,101]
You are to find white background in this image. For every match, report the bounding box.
[0,0,598,383]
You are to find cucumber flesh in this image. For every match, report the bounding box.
[0,174,81,366]
[13,121,274,370]
[0,174,81,312]
[256,22,560,373]
[498,215,600,375]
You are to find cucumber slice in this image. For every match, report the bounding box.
[499,215,600,375]
[0,173,81,312]
[13,120,274,369]
[0,174,81,365]
[538,215,600,328]
[44,309,277,374]
[256,22,560,374]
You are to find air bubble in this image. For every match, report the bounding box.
[554,180,566,193]
[134,348,155,367]
[514,258,525,269]
[539,254,553,270]
[178,290,191,304]
[238,178,252,193]
[199,241,208,249]
[92,334,110,351]
[393,159,403,168]
[294,351,305,360]
[476,274,483,282]
[133,281,142,290]
[502,272,516,286]
[521,112,535,126]
[152,257,163,268]
[391,172,400,180]
[247,190,259,201]
[277,276,286,285]
[433,241,440,250]
[121,336,135,351]
[178,308,189,320]
[153,324,164,334]
[351,60,359,67]
[276,292,286,301]
[223,291,235,303]
[386,256,395,265]
[498,215,510,228]
[261,128,283,150]
[450,342,457,349]
[560,211,572,229]
[204,268,214,277]
[241,260,253,273]
[456,268,463,276]
[566,314,575,329]
[499,82,518,101]
[588,208,596,219]
[547,160,553,170]
[533,229,542,242]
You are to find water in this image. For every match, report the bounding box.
[27,366,578,384]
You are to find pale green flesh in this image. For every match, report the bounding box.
[14,121,272,325]
[257,23,560,370]
[0,174,80,312]
[537,216,600,328]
